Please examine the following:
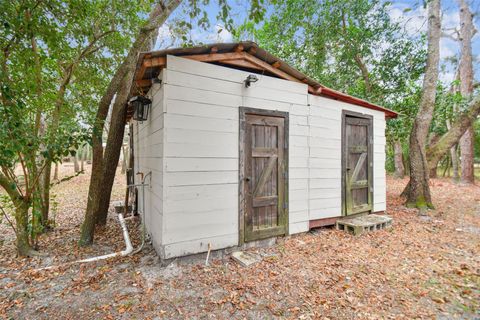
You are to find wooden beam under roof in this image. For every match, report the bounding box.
[272,61,281,68]
[135,50,316,92]
[181,51,246,62]
[219,59,264,72]
[243,54,316,92]
[136,56,166,82]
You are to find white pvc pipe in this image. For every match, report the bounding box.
[76,213,133,263]
[36,213,133,271]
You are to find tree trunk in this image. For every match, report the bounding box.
[429,160,438,179]
[95,93,129,226]
[458,0,475,184]
[404,0,440,209]
[80,146,85,172]
[53,162,59,181]
[39,161,51,228]
[14,199,37,256]
[394,140,405,178]
[426,93,480,173]
[79,0,182,246]
[121,146,127,174]
[0,172,36,256]
[73,155,80,173]
[460,126,474,183]
[450,145,459,180]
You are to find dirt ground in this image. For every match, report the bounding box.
[0,164,479,319]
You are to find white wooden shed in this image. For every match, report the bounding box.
[127,42,397,259]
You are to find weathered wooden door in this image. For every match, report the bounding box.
[240,109,288,242]
[344,114,373,215]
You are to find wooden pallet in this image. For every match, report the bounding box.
[336,214,393,235]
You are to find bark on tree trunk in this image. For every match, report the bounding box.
[121,146,127,174]
[79,0,182,246]
[450,145,459,180]
[426,96,480,172]
[458,0,475,184]
[14,200,35,256]
[0,172,36,256]
[394,140,405,178]
[53,162,59,181]
[73,155,80,173]
[404,0,440,209]
[80,146,85,172]
[429,160,438,179]
[40,162,51,227]
[460,126,475,183]
[95,90,129,226]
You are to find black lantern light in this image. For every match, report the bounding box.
[130,95,152,122]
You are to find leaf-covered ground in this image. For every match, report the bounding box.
[0,165,479,319]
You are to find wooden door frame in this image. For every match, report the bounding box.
[341,110,374,216]
[239,107,289,245]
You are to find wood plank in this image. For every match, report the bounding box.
[253,155,277,197]
[166,55,308,95]
[144,56,166,68]
[182,51,246,63]
[350,152,367,182]
[309,217,339,229]
[220,59,264,71]
[253,196,278,208]
[252,147,278,157]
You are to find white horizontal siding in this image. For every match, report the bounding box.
[137,56,389,259]
[134,78,167,253]
[308,95,387,216]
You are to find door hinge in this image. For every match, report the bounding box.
[283,171,288,179]
[283,202,287,209]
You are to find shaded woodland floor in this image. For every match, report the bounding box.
[0,166,479,319]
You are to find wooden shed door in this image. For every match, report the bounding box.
[344,115,373,215]
[241,112,288,242]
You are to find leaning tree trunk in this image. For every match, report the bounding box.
[403,0,440,209]
[79,0,182,246]
[95,87,130,226]
[393,140,405,178]
[458,0,475,184]
[427,96,480,173]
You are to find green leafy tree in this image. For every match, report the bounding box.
[79,0,268,245]
[236,0,426,178]
[0,0,152,256]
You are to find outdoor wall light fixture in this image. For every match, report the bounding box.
[130,95,152,122]
[244,74,259,88]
